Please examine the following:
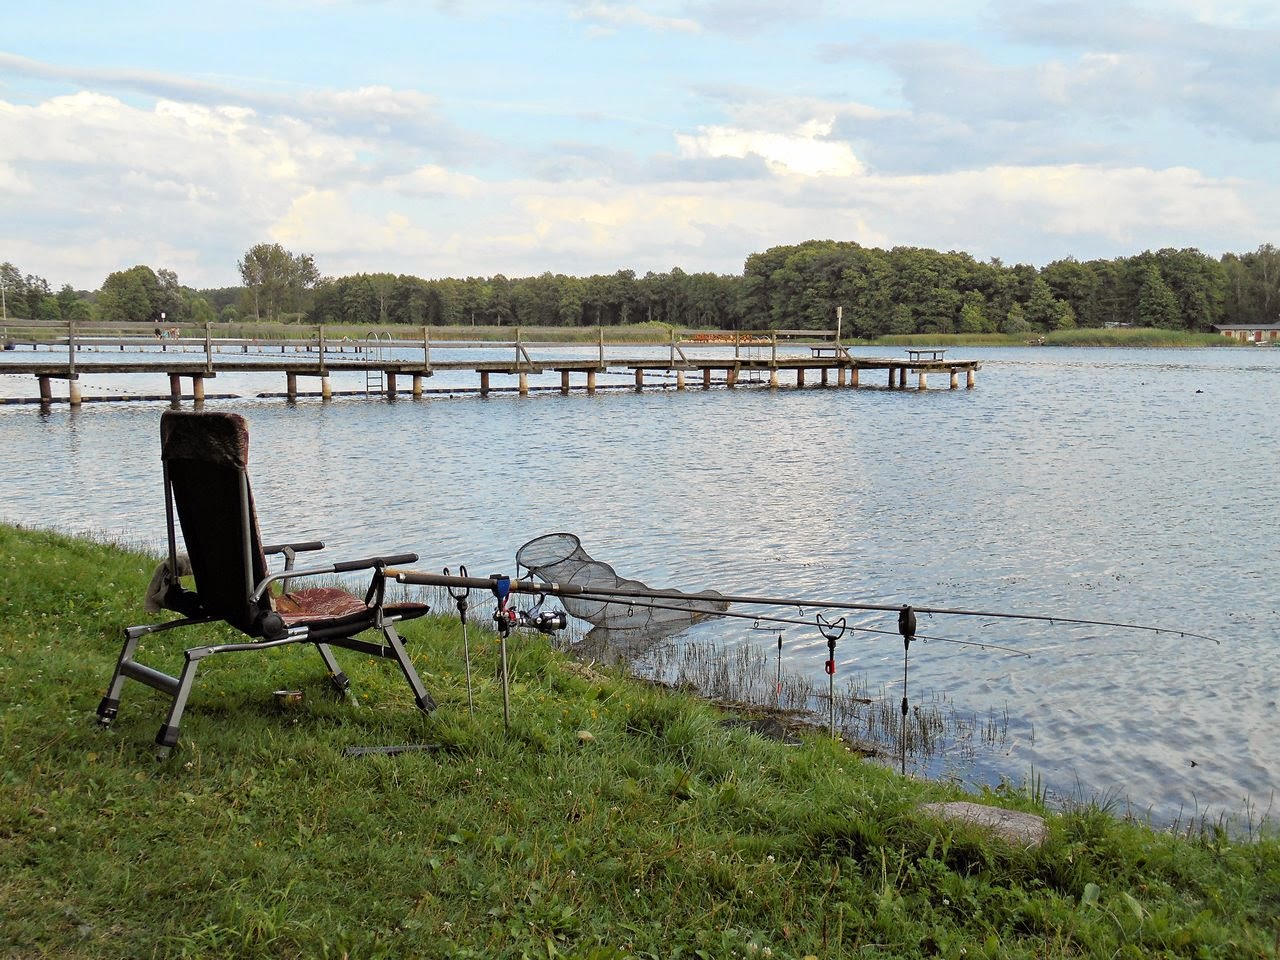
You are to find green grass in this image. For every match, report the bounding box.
[867,329,1239,349]
[2,523,1277,958]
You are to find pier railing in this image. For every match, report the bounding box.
[1,320,975,405]
[0,320,846,372]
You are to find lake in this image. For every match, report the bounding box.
[2,344,1275,827]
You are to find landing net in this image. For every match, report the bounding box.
[515,533,729,641]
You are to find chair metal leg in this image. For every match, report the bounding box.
[382,623,436,712]
[97,628,143,727]
[154,650,206,756]
[314,643,351,696]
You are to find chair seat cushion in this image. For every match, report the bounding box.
[276,588,429,628]
[277,587,366,623]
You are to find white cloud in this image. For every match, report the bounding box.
[675,118,864,178]
[571,2,701,34]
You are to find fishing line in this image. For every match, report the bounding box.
[539,582,1224,645]
[390,569,1223,645]
[565,591,1032,657]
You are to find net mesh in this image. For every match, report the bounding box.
[516,533,728,643]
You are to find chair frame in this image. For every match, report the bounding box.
[96,411,435,756]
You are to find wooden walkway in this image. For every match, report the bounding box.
[0,321,979,406]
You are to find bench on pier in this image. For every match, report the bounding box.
[809,346,848,359]
[906,348,947,362]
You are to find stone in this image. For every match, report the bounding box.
[919,801,1048,848]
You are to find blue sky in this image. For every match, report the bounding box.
[2,0,1279,289]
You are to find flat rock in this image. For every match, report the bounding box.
[919,801,1048,848]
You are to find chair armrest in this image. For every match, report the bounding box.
[333,553,418,572]
[262,540,325,556]
[251,553,420,602]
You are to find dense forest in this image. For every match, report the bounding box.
[4,240,1279,336]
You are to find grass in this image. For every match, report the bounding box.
[2,522,1278,959]
[869,329,1238,349]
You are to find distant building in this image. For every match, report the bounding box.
[1213,324,1280,343]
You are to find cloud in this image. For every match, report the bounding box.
[570,2,701,34]
[676,118,864,177]
[0,52,489,166]
[684,0,827,35]
[1,16,1276,294]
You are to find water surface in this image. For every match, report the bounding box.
[2,345,1275,825]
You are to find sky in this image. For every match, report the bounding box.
[2,0,1279,291]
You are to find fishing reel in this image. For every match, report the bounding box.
[519,608,568,634]
[516,593,568,634]
[491,579,567,636]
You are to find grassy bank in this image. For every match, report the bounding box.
[2,523,1277,958]
[868,329,1236,349]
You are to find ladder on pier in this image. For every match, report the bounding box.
[364,332,388,395]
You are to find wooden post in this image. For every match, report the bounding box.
[797,369,805,388]
[423,325,431,370]
[205,322,214,373]
[851,366,859,388]
[286,372,297,400]
[634,369,644,392]
[769,369,778,388]
[967,367,976,389]
[412,373,423,398]
[561,370,570,395]
[192,375,206,403]
[38,376,52,405]
[677,369,686,390]
[598,327,604,367]
[888,368,895,388]
[586,369,596,394]
[702,368,711,390]
[820,367,830,387]
[68,378,82,407]
[386,371,397,399]
[518,371,529,396]
[480,371,491,397]
[321,376,332,400]
[726,367,738,388]
[950,370,959,390]
[837,367,846,386]
[918,371,928,391]
[169,373,183,404]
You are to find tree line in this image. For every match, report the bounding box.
[5,240,1280,334]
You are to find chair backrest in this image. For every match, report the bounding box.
[160,411,271,635]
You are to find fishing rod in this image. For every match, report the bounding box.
[557,589,1033,657]
[387,568,1222,645]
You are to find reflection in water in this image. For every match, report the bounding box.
[1,345,1277,825]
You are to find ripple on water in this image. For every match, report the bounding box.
[1,345,1276,825]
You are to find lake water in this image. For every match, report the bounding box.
[2,344,1276,827]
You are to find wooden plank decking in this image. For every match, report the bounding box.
[0,321,979,405]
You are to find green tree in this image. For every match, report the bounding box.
[238,243,320,321]
[189,297,217,325]
[1136,265,1181,328]
[957,292,994,333]
[1001,302,1031,334]
[99,266,158,323]
[155,268,188,323]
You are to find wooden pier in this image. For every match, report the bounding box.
[0,320,979,406]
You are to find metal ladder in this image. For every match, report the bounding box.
[364,332,388,395]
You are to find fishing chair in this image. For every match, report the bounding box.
[96,410,436,755]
